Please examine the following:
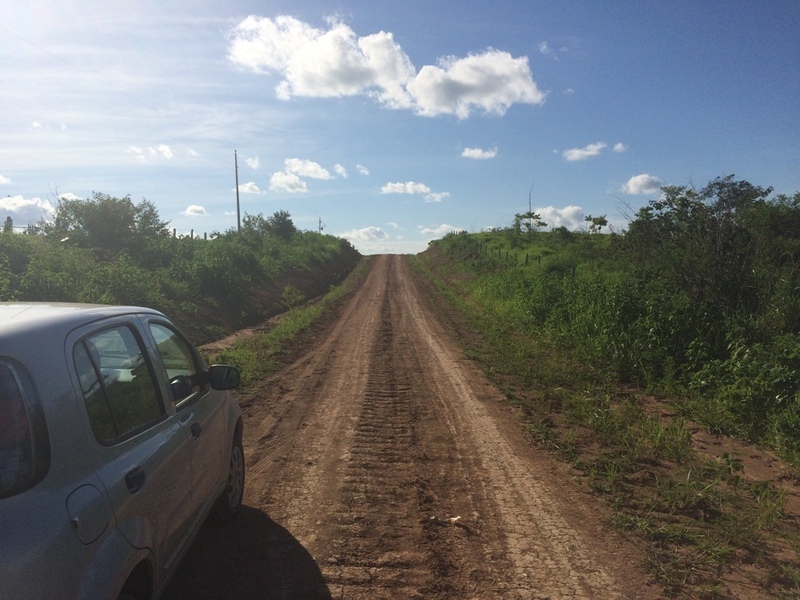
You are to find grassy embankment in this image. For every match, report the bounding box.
[204,256,372,389]
[411,219,800,598]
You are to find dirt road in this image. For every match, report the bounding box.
[164,254,661,599]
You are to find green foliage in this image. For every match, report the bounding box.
[421,197,800,596]
[2,197,360,344]
[427,176,800,463]
[37,192,170,257]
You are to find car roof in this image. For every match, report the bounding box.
[0,303,164,340]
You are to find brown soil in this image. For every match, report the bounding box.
[163,254,665,599]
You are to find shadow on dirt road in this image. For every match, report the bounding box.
[162,506,331,600]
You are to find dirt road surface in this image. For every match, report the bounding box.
[164,254,662,599]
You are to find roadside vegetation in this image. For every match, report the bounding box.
[204,256,373,389]
[414,176,800,598]
[0,193,361,343]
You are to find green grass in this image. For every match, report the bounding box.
[202,257,372,389]
[412,244,800,599]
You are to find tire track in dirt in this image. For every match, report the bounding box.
[163,254,660,600]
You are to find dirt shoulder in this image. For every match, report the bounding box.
[164,254,663,599]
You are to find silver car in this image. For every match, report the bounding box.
[0,303,244,600]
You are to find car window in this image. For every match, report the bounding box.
[0,362,34,498]
[149,323,202,405]
[74,326,165,444]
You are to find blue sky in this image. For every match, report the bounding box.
[1,1,798,254]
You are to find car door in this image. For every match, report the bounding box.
[70,320,194,578]
[145,320,227,522]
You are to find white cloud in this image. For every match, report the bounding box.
[284,158,332,179]
[538,41,557,59]
[462,147,497,160]
[0,195,56,225]
[129,144,174,162]
[536,205,585,230]
[269,172,306,193]
[228,16,544,119]
[0,175,10,184]
[183,205,208,216]
[622,174,663,195]
[418,223,463,237]
[338,226,389,242]
[563,142,607,161]
[245,155,260,169]
[381,181,449,202]
[268,158,332,193]
[238,181,262,194]
[613,143,627,153]
[381,181,431,195]
[150,144,174,159]
[356,164,370,175]
[424,191,450,203]
[334,164,348,178]
[386,221,399,229]
[129,146,147,163]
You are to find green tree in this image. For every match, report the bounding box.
[41,193,170,255]
[584,214,608,234]
[240,211,297,242]
[265,210,296,241]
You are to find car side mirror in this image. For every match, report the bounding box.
[207,364,240,390]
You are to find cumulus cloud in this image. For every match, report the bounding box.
[151,144,174,159]
[622,174,663,195]
[269,172,305,193]
[338,226,389,242]
[284,158,332,180]
[228,15,545,119]
[238,181,262,194]
[183,205,208,216]
[356,164,370,175]
[425,192,450,203]
[245,155,260,169]
[613,143,627,153]
[381,181,431,195]
[563,142,607,161]
[0,195,56,226]
[381,181,449,203]
[269,157,333,193]
[0,175,10,184]
[418,223,463,237]
[462,147,497,160]
[334,164,348,178]
[536,205,585,230]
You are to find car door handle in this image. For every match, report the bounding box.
[125,467,146,494]
[191,423,202,440]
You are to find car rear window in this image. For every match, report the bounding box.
[0,362,35,498]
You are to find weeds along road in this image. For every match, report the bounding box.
[164,254,661,600]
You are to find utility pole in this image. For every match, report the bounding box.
[235,150,241,233]
[318,217,324,234]
[528,181,534,230]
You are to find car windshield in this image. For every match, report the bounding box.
[0,362,34,498]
